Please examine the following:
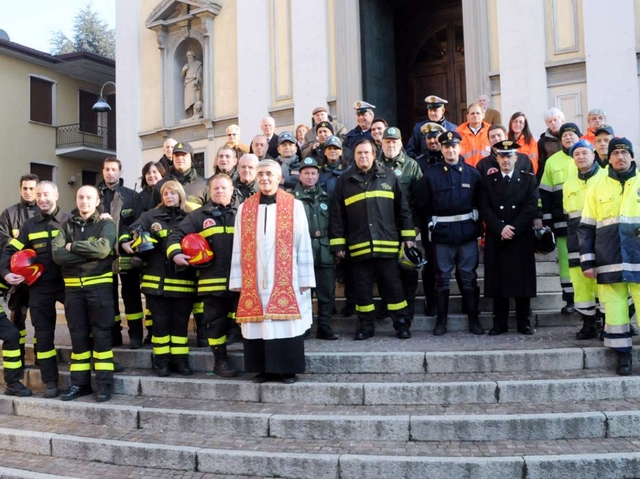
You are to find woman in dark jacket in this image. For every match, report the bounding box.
[139,161,166,212]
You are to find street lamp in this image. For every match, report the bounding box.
[92,81,116,112]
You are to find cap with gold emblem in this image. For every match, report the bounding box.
[438,131,462,145]
[353,100,376,114]
[315,121,334,134]
[559,123,582,138]
[424,95,448,109]
[493,140,521,156]
[172,141,194,155]
[608,137,634,158]
[420,122,446,137]
[382,126,402,140]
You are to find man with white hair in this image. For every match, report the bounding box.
[234,154,259,202]
[537,107,565,181]
[478,94,502,125]
[225,124,250,160]
[159,138,177,173]
[260,117,280,159]
[581,109,607,146]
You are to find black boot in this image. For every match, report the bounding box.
[194,313,208,348]
[424,288,436,317]
[212,344,238,377]
[154,355,170,377]
[489,316,508,335]
[171,357,193,376]
[617,351,633,376]
[561,292,576,315]
[576,314,598,340]
[394,318,412,339]
[144,325,153,345]
[111,320,123,347]
[464,289,484,335]
[316,325,338,340]
[433,290,449,336]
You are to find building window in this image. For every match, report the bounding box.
[30,163,54,182]
[193,152,205,177]
[30,77,54,125]
[82,170,98,185]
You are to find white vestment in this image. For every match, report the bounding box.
[229,198,315,340]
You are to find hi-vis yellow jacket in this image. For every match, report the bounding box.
[540,149,577,237]
[578,164,640,284]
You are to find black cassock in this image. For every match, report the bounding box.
[479,170,540,299]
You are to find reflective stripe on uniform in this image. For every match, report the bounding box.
[387,300,408,311]
[344,190,394,206]
[356,304,375,313]
[94,363,115,371]
[64,272,113,288]
[37,349,57,360]
[93,350,114,360]
[166,243,182,257]
[71,351,91,361]
[208,336,226,346]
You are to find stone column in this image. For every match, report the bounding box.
[583,0,639,147]
[236,0,271,133]
[462,0,491,106]
[333,0,362,130]
[495,0,548,135]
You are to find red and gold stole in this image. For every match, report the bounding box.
[236,189,301,322]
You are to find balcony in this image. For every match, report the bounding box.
[56,123,116,161]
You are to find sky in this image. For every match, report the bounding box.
[0,0,116,54]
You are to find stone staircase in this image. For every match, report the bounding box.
[1,253,640,478]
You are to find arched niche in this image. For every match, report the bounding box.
[173,38,204,124]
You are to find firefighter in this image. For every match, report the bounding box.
[579,138,640,375]
[0,281,31,396]
[0,173,39,363]
[330,139,415,340]
[52,186,116,402]
[564,140,607,339]
[122,181,196,377]
[167,174,239,376]
[1,181,70,398]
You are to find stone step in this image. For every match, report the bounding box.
[13,365,640,406]
[3,392,640,443]
[27,328,616,374]
[0,413,640,479]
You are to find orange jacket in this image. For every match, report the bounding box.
[457,121,491,167]
[512,135,539,174]
[581,129,596,146]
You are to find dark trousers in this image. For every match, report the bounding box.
[202,294,238,346]
[399,268,419,319]
[147,295,194,359]
[243,335,305,374]
[433,241,479,291]
[352,258,409,332]
[313,265,336,328]
[494,297,531,323]
[29,287,64,385]
[65,287,114,387]
[8,284,29,359]
[337,259,356,309]
[0,311,24,384]
[112,272,144,337]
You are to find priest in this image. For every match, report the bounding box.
[230,159,315,384]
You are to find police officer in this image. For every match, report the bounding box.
[123,181,196,377]
[1,181,70,398]
[0,173,39,361]
[343,101,376,151]
[579,138,640,375]
[540,123,582,314]
[415,123,446,174]
[417,131,484,336]
[478,141,541,335]
[52,186,116,402]
[294,158,338,340]
[167,174,239,377]
[97,157,144,349]
[378,127,423,321]
[406,95,458,159]
[564,140,607,340]
[476,125,534,178]
[330,139,415,339]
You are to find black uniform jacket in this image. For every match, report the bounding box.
[0,200,39,249]
[479,169,540,298]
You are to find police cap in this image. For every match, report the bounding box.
[493,140,521,156]
[438,131,462,146]
[420,122,446,137]
[424,95,448,109]
[353,100,376,114]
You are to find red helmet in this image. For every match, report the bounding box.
[180,233,214,266]
[10,249,44,286]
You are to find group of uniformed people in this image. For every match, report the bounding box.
[0,95,637,400]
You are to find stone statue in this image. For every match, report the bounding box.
[181,50,203,120]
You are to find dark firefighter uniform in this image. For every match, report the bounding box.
[0,206,70,397]
[52,210,116,401]
[154,163,210,346]
[0,281,32,396]
[330,159,415,339]
[378,127,423,320]
[294,158,337,340]
[97,179,144,347]
[123,205,196,376]
[416,131,483,336]
[0,198,38,361]
[166,195,238,377]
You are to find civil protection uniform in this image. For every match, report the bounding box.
[578,162,640,360]
[51,211,116,392]
[0,281,31,395]
[154,167,209,345]
[416,153,483,335]
[0,199,38,360]
[294,172,336,339]
[166,198,238,376]
[378,149,423,319]
[478,169,540,334]
[0,207,70,394]
[457,121,492,167]
[97,179,144,346]
[539,149,577,311]
[125,206,196,375]
[564,161,607,337]
[329,162,415,337]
